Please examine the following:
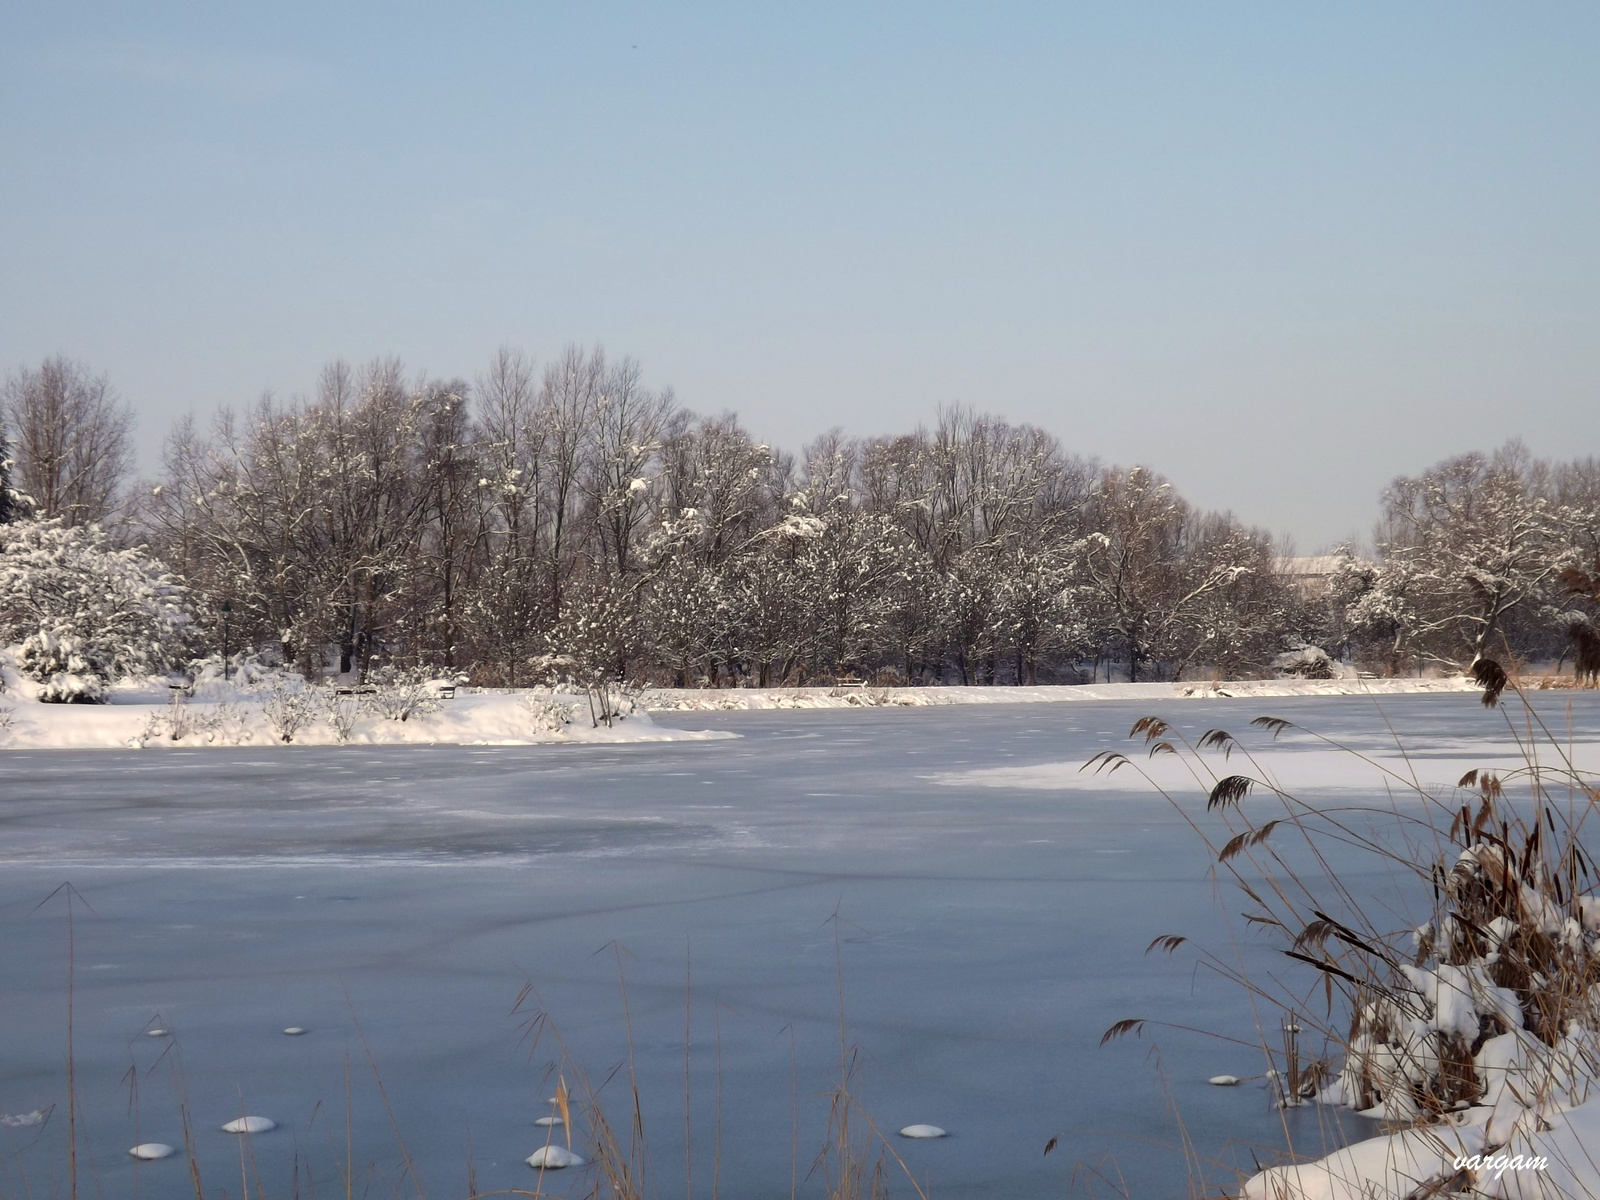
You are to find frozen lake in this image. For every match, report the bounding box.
[2,691,1596,1198]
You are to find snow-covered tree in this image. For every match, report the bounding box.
[536,570,638,725]
[995,543,1088,685]
[1,358,132,527]
[113,341,1596,689]
[1551,458,1600,682]
[0,518,195,694]
[1372,444,1561,667]
[641,531,723,686]
[0,422,24,524]
[939,547,1006,685]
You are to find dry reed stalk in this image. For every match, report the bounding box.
[343,996,425,1200]
[34,884,94,1200]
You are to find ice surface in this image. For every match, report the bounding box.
[2,693,1595,1199]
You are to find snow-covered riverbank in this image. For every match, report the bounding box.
[642,675,1478,711]
[0,678,733,750]
[0,673,1490,749]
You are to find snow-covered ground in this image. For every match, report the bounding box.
[0,672,733,750]
[0,670,1481,750]
[643,676,1478,711]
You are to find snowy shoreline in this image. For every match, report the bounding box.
[642,675,1480,711]
[0,682,736,751]
[0,675,1491,751]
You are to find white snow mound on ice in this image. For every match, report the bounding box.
[221,1116,276,1134]
[898,1124,946,1138]
[526,1145,584,1168]
[130,1143,175,1160]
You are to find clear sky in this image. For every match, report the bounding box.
[4,3,1597,551]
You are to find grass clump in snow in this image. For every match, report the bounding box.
[1093,664,1600,1198]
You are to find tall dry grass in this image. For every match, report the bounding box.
[1089,662,1600,1196]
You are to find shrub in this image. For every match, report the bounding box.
[1270,641,1337,679]
[524,694,576,735]
[324,688,362,743]
[0,518,194,678]
[262,680,316,743]
[18,631,108,703]
[363,665,442,723]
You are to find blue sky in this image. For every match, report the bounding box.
[3,3,1597,549]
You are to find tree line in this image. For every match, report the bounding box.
[3,352,1598,687]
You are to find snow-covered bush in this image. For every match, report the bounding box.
[262,680,316,743]
[133,694,252,747]
[18,631,108,703]
[363,665,441,723]
[187,652,271,694]
[524,694,576,734]
[156,691,196,741]
[1270,641,1336,679]
[0,518,194,681]
[536,572,639,727]
[201,701,250,746]
[324,688,362,743]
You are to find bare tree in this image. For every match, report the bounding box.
[583,356,672,576]
[1,358,133,526]
[540,345,605,617]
